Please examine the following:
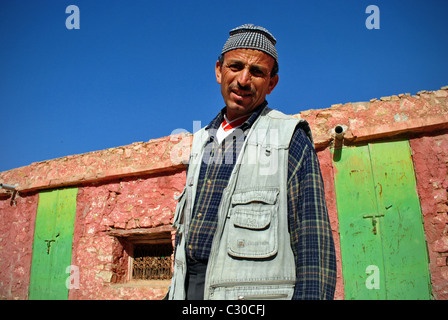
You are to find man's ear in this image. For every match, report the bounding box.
[266,74,279,95]
[215,60,222,84]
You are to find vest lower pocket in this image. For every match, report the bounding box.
[238,293,288,300]
[209,280,295,300]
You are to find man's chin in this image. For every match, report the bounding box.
[226,103,256,118]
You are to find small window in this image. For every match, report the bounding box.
[108,227,174,285]
[132,242,173,280]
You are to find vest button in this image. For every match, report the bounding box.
[207,179,212,185]
[197,213,202,218]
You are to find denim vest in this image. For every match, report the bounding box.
[169,107,306,300]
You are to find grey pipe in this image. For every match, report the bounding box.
[0,183,16,191]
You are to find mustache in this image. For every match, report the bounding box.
[229,83,256,95]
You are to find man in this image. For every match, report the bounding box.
[168,24,336,300]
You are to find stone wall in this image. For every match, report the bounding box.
[0,192,38,299]
[410,133,448,299]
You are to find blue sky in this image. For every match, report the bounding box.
[1,0,447,172]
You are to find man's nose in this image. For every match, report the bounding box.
[237,68,251,88]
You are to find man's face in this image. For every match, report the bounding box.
[215,49,279,120]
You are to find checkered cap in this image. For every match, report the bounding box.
[221,24,278,65]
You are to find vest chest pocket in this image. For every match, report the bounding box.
[227,188,279,259]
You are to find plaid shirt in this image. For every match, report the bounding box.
[184,101,337,299]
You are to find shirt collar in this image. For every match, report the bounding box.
[205,100,268,132]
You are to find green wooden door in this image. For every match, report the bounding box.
[333,140,431,300]
[29,188,78,300]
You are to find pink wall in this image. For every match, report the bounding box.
[410,133,448,299]
[316,149,344,300]
[0,192,38,299]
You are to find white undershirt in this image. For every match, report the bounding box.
[216,113,252,144]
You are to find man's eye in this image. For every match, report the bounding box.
[228,64,242,71]
[251,69,265,77]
